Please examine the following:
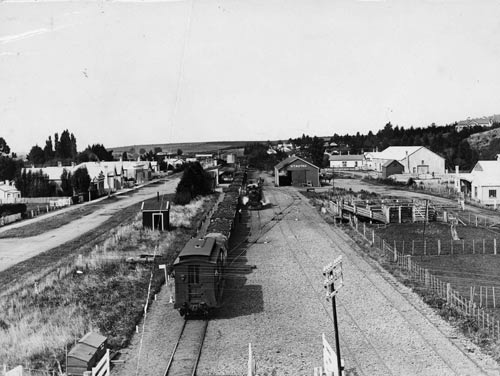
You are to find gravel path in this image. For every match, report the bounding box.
[112,179,500,376]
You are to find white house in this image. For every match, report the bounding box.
[329,154,365,169]
[463,156,500,206]
[370,146,445,176]
[0,182,21,203]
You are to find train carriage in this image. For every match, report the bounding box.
[173,233,227,316]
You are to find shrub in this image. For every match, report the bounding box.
[0,203,27,217]
[174,162,213,205]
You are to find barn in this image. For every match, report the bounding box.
[274,156,320,187]
[382,160,404,178]
[141,201,170,231]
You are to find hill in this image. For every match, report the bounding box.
[109,141,255,157]
[468,128,500,159]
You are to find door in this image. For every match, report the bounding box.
[187,264,202,303]
[152,213,163,230]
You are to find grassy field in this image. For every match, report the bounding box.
[0,193,218,372]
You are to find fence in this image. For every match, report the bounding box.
[0,213,22,227]
[348,220,500,341]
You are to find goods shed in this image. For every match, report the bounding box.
[141,201,170,231]
[274,156,320,187]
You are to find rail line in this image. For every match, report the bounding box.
[272,186,491,375]
[164,319,208,376]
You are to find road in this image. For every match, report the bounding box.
[0,178,179,273]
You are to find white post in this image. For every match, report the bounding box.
[437,239,441,256]
[495,239,497,255]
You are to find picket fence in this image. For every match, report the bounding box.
[348,220,500,341]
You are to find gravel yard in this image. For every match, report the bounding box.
[114,180,500,376]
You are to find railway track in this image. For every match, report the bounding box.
[164,319,208,376]
[267,186,493,375]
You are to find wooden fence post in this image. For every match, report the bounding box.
[473,239,475,254]
[494,287,496,309]
[475,215,478,227]
[462,239,465,253]
[437,239,441,256]
[363,222,366,238]
[424,240,427,255]
[424,269,430,287]
[372,230,375,246]
[412,240,415,256]
[446,283,451,304]
[451,240,454,255]
[483,239,486,254]
[495,239,497,255]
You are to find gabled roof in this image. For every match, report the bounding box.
[23,166,69,181]
[0,184,20,193]
[329,154,364,161]
[274,155,319,170]
[373,146,423,161]
[471,160,500,186]
[382,159,404,168]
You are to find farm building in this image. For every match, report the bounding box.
[370,146,445,176]
[274,156,320,187]
[381,160,404,178]
[0,182,21,203]
[458,157,500,207]
[141,200,170,230]
[329,154,365,169]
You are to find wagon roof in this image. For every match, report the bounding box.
[178,237,216,260]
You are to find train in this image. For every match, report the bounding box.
[173,233,228,317]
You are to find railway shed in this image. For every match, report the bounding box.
[274,156,320,187]
[141,200,170,231]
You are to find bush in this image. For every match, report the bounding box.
[174,162,213,205]
[0,203,27,216]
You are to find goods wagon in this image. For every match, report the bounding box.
[173,233,227,316]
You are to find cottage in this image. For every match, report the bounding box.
[0,182,21,203]
[329,154,365,169]
[274,156,320,187]
[461,157,500,206]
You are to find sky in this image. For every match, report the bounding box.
[1,0,500,153]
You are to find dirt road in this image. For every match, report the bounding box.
[0,178,178,273]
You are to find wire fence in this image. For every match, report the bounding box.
[348,219,500,341]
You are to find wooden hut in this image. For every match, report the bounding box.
[141,201,170,231]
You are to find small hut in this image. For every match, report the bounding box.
[382,159,404,179]
[67,332,107,376]
[141,201,170,231]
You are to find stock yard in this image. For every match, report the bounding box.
[115,174,499,376]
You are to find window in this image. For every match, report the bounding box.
[489,190,497,198]
[342,161,347,167]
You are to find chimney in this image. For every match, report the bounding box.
[57,161,62,167]
[71,162,75,168]
[497,154,500,161]
[456,165,459,174]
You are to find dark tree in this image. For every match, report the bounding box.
[122,151,128,161]
[44,136,54,161]
[71,167,91,194]
[154,147,162,154]
[15,170,55,197]
[174,162,213,205]
[60,169,73,196]
[177,148,183,156]
[0,137,11,155]
[0,156,21,181]
[27,145,45,166]
[84,144,114,161]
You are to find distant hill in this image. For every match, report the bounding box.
[108,140,256,158]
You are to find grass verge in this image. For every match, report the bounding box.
[0,193,218,373]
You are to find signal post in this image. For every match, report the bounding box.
[323,256,344,376]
